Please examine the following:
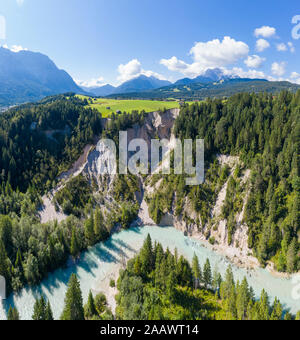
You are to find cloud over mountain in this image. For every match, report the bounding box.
[161,36,249,78]
[117,59,167,83]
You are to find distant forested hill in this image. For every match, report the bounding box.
[107,79,300,100]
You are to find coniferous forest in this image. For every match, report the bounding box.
[173,91,299,273]
[0,91,299,320]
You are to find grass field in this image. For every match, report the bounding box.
[77,95,180,117]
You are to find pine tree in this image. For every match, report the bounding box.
[70,227,80,258]
[258,289,270,320]
[85,215,95,247]
[94,208,101,240]
[228,285,237,320]
[0,240,11,293]
[270,297,283,320]
[166,271,176,303]
[7,306,19,320]
[84,290,97,319]
[286,238,297,273]
[140,235,154,277]
[236,278,250,320]
[94,208,108,241]
[45,301,54,321]
[192,253,201,288]
[212,266,222,292]
[15,249,23,273]
[32,296,47,320]
[221,265,235,300]
[203,259,212,289]
[60,274,84,320]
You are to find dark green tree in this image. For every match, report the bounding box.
[60,274,84,320]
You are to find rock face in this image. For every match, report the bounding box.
[39,108,255,267]
[83,141,117,193]
[39,109,180,224]
[144,154,256,268]
[126,109,180,158]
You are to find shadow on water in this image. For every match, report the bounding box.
[1,229,141,317]
[113,238,136,253]
[2,226,297,319]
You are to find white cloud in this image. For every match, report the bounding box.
[288,42,295,53]
[225,67,266,79]
[244,55,265,68]
[160,36,249,78]
[254,26,276,38]
[276,42,295,53]
[16,0,24,6]
[190,36,249,68]
[290,71,300,79]
[2,44,28,52]
[160,56,189,72]
[256,39,270,52]
[11,45,28,52]
[276,43,287,52]
[271,62,286,77]
[289,72,300,84]
[117,59,167,83]
[75,76,105,88]
[118,59,141,82]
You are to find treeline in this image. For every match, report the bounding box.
[107,80,300,101]
[115,236,300,320]
[0,94,102,193]
[173,91,300,273]
[0,206,110,295]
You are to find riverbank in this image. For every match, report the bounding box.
[1,226,299,320]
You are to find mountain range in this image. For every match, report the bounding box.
[0,47,299,108]
[107,78,300,100]
[82,68,230,96]
[82,75,171,96]
[0,47,84,107]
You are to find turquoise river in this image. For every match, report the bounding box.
[0,226,299,320]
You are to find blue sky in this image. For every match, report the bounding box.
[1,0,300,86]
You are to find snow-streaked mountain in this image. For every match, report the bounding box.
[175,68,234,85]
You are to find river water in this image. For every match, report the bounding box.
[0,226,298,320]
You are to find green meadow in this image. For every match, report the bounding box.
[77,95,180,117]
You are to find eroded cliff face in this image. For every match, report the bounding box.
[39,108,256,266]
[39,109,180,223]
[144,153,257,268]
